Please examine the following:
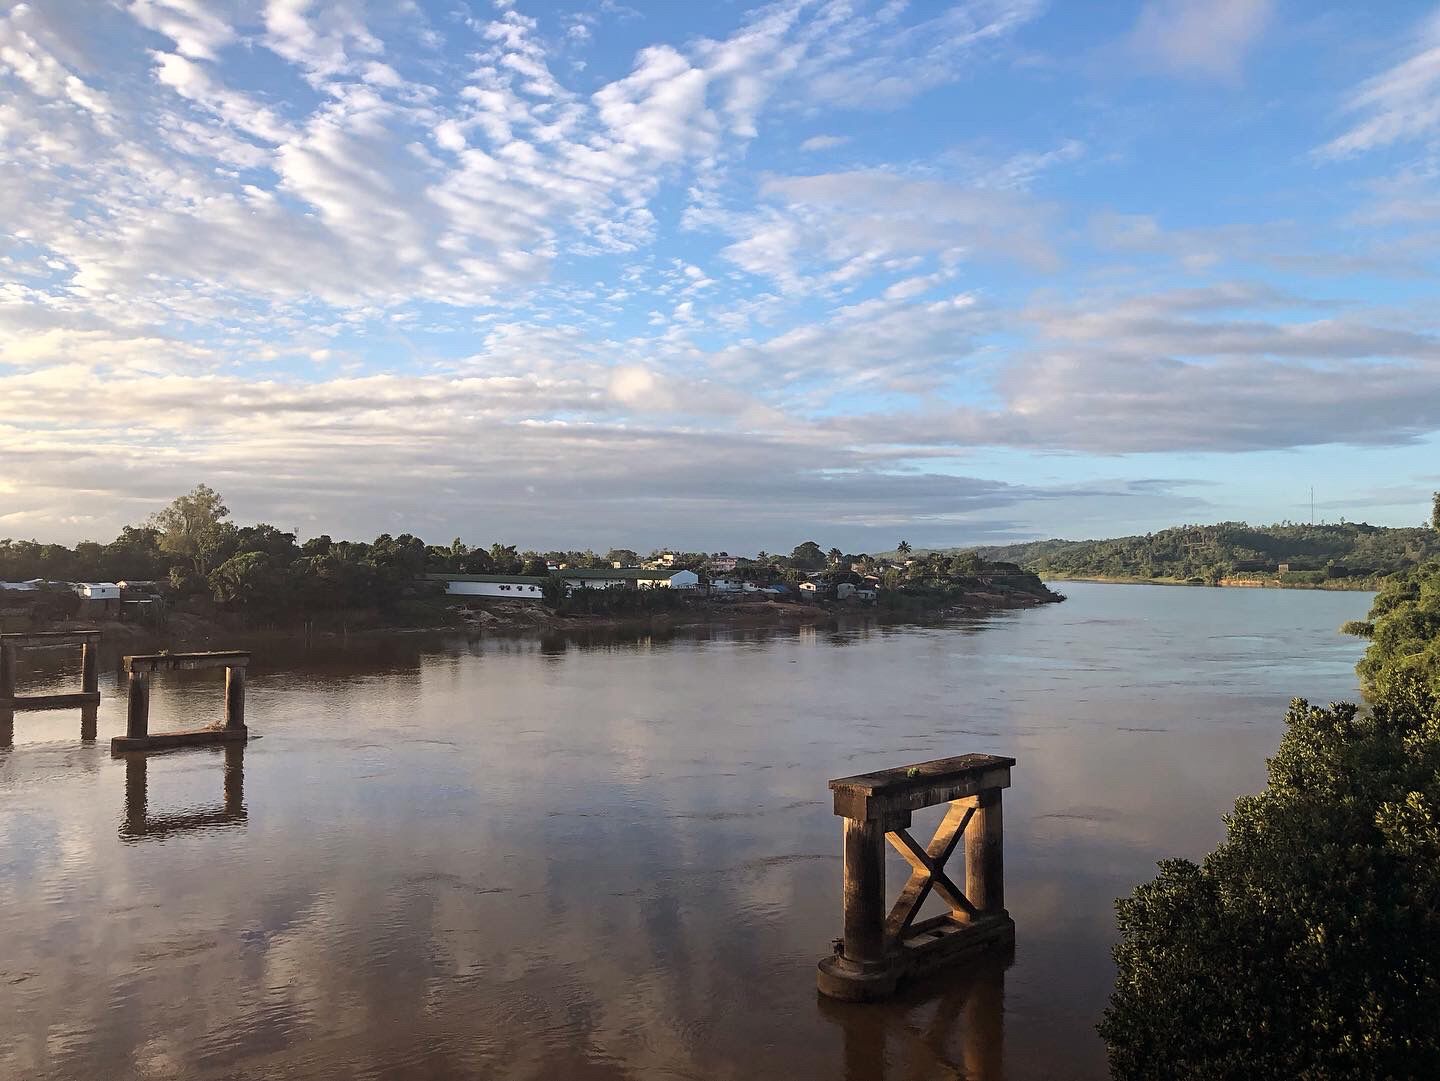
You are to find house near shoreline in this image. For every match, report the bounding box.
[430,567,699,600]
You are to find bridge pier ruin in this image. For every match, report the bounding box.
[111,651,251,753]
[817,753,1016,1002]
[0,631,103,746]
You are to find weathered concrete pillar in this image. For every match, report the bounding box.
[0,705,12,749]
[126,669,150,740]
[80,704,98,742]
[223,666,246,731]
[81,640,98,695]
[0,642,14,701]
[842,817,887,966]
[965,789,1005,913]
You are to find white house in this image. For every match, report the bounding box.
[836,582,856,600]
[74,583,121,601]
[799,580,821,595]
[430,568,698,598]
[664,570,699,590]
[710,577,742,593]
[563,568,697,591]
[709,555,739,572]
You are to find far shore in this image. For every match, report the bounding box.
[14,586,1061,652]
[1043,574,1379,591]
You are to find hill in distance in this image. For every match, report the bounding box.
[906,522,1440,587]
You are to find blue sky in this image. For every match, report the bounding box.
[3,0,1440,552]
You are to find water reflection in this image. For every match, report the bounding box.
[120,745,246,841]
[0,702,98,748]
[824,949,1011,1081]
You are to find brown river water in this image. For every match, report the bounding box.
[0,582,1373,1080]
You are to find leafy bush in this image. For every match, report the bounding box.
[1349,561,1440,699]
[1099,681,1440,1079]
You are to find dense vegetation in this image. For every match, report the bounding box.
[1337,495,1440,700]
[966,521,1440,586]
[1,489,1052,629]
[1100,681,1440,1078]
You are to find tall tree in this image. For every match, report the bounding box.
[896,540,912,556]
[790,541,826,569]
[148,484,232,575]
[1432,490,1439,533]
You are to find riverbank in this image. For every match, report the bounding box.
[10,579,1062,648]
[1043,574,1379,591]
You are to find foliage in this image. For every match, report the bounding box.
[1349,560,1440,699]
[148,484,233,575]
[1099,682,1440,1080]
[790,540,826,569]
[969,520,1440,585]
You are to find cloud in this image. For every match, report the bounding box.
[722,170,1058,293]
[799,0,1043,109]
[1127,0,1273,82]
[129,0,236,61]
[799,133,848,151]
[835,284,1440,454]
[1318,10,1440,159]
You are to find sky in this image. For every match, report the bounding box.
[3,0,1440,553]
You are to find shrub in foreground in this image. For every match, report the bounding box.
[1099,680,1440,1079]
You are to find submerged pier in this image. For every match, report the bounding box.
[0,630,102,745]
[817,752,1015,1001]
[111,651,251,752]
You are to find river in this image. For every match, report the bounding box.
[0,582,1374,1080]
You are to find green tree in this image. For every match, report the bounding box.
[540,573,567,608]
[790,541,826,569]
[209,551,283,616]
[1349,561,1440,698]
[488,543,521,574]
[1432,490,1440,533]
[1099,681,1440,1078]
[947,551,984,577]
[149,484,232,575]
[827,547,843,566]
[897,540,912,557]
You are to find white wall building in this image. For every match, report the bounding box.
[74,583,121,601]
[440,575,546,600]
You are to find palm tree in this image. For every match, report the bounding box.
[828,547,843,566]
[897,540,912,557]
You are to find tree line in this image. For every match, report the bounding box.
[0,488,1045,627]
[966,520,1440,585]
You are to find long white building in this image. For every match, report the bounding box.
[430,568,699,599]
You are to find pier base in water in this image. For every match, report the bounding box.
[111,651,252,753]
[817,753,1016,1002]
